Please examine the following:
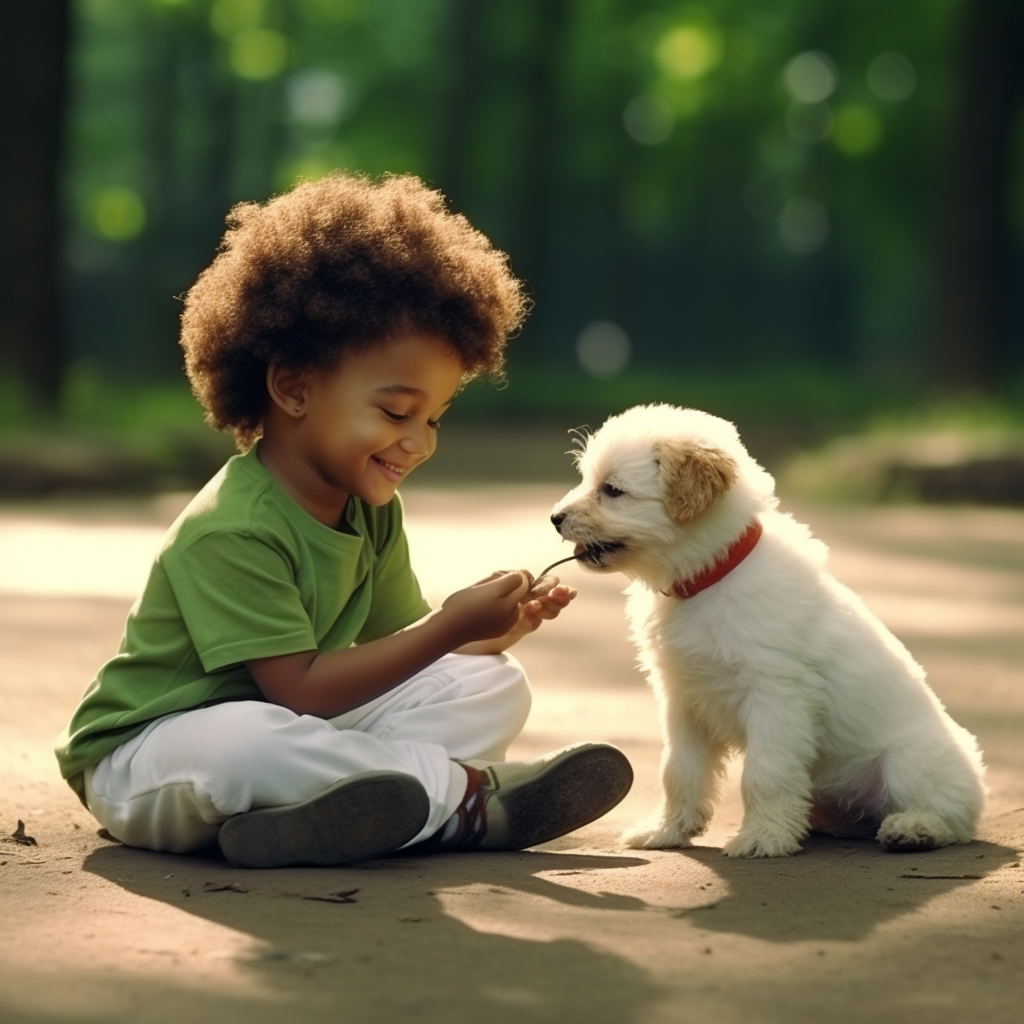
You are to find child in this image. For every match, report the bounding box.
[55,172,632,868]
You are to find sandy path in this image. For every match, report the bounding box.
[1,486,1022,1023]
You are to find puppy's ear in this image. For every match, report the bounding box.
[655,441,738,524]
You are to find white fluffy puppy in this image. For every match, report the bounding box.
[551,404,985,858]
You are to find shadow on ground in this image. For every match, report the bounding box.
[80,844,661,1024]
[73,826,1020,1024]
[671,834,1018,943]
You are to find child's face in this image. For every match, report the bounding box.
[294,330,464,509]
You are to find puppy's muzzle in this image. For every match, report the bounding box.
[551,511,566,534]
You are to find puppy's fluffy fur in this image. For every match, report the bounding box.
[551,404,985,858]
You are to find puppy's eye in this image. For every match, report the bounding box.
[600,482,625,498]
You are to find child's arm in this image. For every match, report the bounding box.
[246,570,531,718]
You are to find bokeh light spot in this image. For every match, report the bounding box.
[229,28,288,80]
[778,197,828,255]
[656,24,723,80]
[287,69,348,126]
[576,321,632,378]
[867,51,917,102]
[623,95,674,145]
[832,104,883,155]
[783,51,838,104]
[89,187,146,242]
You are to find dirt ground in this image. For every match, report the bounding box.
[2,484,1023,1024]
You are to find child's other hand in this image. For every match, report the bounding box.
[521,574,577,631]
[454,573,577,655]
[441,570,532,644]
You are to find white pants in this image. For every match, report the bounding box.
[84,653,531,854]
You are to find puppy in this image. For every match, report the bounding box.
[551,404,985,858]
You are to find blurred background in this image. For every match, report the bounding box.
[0,0,1022,500]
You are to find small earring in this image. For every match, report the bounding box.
[294,405,302,413]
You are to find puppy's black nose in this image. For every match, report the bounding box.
[550,512,566,533]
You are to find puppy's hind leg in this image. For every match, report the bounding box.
[875,731,985,853]
[623,697,726,850]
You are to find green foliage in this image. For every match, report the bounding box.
[2,360,1020,493]
[58,0,1023,407]
[450,359,919,428]
[0,363,232,472]
[781,393,1024,503]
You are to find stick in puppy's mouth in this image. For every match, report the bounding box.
[537,553,582,578]
[536,540,625,579]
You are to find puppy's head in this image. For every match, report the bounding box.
[550,404,773,581]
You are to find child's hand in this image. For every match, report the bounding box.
[455,573,577,655]
[520,574,577,632]
[440,570,533,645]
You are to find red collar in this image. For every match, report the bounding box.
[662,520,763,599]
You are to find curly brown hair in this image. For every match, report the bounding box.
[179,172,529,449]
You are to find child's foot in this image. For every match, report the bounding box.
[424,742,633,852]
[218,770,430,868]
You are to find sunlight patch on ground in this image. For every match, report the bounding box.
[855,591,1023,637]
[1,496,1020,647]
[526,686,657,743]
[0,520,164,599]
[0,512,569,604]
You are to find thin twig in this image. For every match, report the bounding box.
[899,874,982,880]
[537,554,581,578]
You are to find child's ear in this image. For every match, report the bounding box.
[266,363,308,417]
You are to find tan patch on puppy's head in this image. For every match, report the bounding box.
[655,440,738,524]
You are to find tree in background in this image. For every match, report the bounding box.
[2,0,1021,415]
[933,0,1024,394]
[0,2,72,409]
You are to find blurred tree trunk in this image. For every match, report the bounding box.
[436,0,488,214]
[0,2,71,407]
[511,0,570,336]
[140,0,239,377]
[932,0,1023,394]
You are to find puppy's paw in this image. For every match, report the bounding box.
[876,811,959,852]
[621,819,696,850]
[723,827,803,859]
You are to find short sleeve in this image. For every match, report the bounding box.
[355,499,432,643]
[162,530,317,672]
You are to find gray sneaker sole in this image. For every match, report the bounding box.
[218,770,430,869]
[485,743,634,851]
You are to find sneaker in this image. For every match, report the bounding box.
[218,770,430,869]
[425,742,633,852]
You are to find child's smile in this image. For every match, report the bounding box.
[373,456,409,483]
[260,330,465,526]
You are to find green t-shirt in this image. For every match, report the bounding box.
[54,446,431,801]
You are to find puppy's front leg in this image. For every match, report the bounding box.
[724,684,816,858]
[623,694,726,849]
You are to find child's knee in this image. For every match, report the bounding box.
[461,652,530,710]
[499,657,532,726]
